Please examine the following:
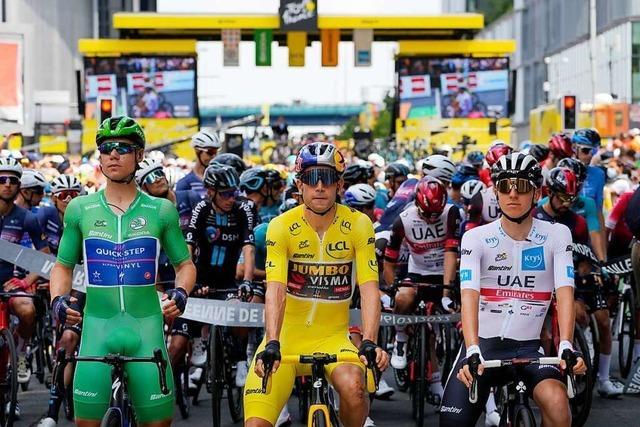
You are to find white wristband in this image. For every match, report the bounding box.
[466,345,483,361]
[441,296,454,310]
[558,340,573,355]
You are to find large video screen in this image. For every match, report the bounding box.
[84,56,196,119]
[397,56,509,119]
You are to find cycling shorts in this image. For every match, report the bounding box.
[243,326,372,425]
[440,338,563,427]
[73,311,174,423]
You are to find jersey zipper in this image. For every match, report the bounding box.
[117,214,125,312]
[500,241,519,339]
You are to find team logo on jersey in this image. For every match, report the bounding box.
[485,236,499,248]
[521,247,545,271]
[289,222,302,236]
[206,226,221,242]
[129,217,147,230]
[299,240,310,249]
[94,220,107,227]
[325,241,350,259]
[460,269,472,281]
[495,252,507,262]
[567,266,574,279]
[340,220,352,234]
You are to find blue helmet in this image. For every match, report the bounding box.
[465,151,484,167]
[571,128,601,148]
[294,142,345,175]
[451,162,479,187]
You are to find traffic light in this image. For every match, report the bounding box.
[561,95,577,131]
[97,96,116,123]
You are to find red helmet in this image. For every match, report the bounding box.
[548,133,573,159]
[415,176,447,220]
[547,167,579,196]
[485,144,513,167]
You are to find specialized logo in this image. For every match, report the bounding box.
[521,246,545,271]
[299,240,310,249]
[325,241,350,259]
[129,217,147,230]
[94,220,107,227]
[460,269,472,281]
[485,236,499,248]
[289,222,302,236]
[495,252,507,262]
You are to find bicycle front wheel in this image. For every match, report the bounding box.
[209,326,223,427]
[0,328,18,427]
[618,288,635,378]
[513,406,536,427]
[175,363,191,419]
[411,325,427,427]
[310,407,329,427]
[99,407,124,427]
[570,326,593,427]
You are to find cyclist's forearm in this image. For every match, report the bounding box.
[50,262,73,301]
[556,286,575,344]
[590,230,606,262]
[443,251,457,297]
[382,260,395,286]
[174,260,196,294]
[265,282,286,342]
[461,289,480,347]
[242,245,255,281]
[359,281,381,342]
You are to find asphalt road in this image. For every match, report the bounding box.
[15,367,640,426]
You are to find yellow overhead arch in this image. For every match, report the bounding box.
[398,40,516,56]
[78,39,197,55]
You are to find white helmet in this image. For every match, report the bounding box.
[147,150,165,162]
[0,157,23,177]
[343,184,377,208]
[21,170,47,189]
[367,153,385,168]
[50,175,82,194]
[461,179,486,201]
[191,130,221,149]
[165,167,185,189]
[421,154,456,183]
[135,158,164,186]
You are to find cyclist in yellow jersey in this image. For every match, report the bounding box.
[244,142,390,427]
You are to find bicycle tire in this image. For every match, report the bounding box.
[438,322,454,382]
[513,406,536,427]
[570,326,593,427]
[0,328,18,427]
[296,377,311,422]
[226,379,243,422]
[209,326,223,427]
[586,314,600,386]
[618,289,635,378]
[64,375,74,421]
[175,364,191,419]
[100,407,124,427]
[394,366,409,392]
[34,320,45,384]
[413,324,427,427]
[310,409,328,427]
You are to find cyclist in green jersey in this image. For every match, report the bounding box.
[49,116,196,427]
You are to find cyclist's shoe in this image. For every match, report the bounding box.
[235,361,248,387]
[36,417,57,427]
[364,416,376,426]
[5,401,20,419]
[391,340,408,369]
[597,378,623,398]
[275,405,291,427]
[191,337,207,367]
[375,378,395,399]
[188,367,203,390]
[485,410,501,427]
[17,355,30,384]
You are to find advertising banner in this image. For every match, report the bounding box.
[353,29,373,67]
[222,29,241,67]
[288,31,307,67]
[254,29,273,66]
[321,29,339,67]
[279,0,318,32]
[0,39,23,123]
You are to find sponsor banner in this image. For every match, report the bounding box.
[353,29,373,67]
[126,70,195,94]
[85,74,118,98]
[624,357,640,394]
[0,239,85,292]
[279,0,317,32]
[287,31,307,67]
[321,29,339,67]
[399,75,431,99]
[254,29,273,67]
[0,39,23,123]
[222,29,241,67]
[603,255,632,275]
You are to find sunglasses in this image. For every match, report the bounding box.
[217,189,239,199]
[577,146,594,155]
[495,178,534,194]
[354,202,375,211]
[555,192,577,204]
[55,190,80,202]
[299,169,340,186]
[143,169,166,185]
[98,142,137,155]
[0,176,20,186]
[197,148,218,156]
[28,187,45,195]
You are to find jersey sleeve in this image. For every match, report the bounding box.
[24,211,47,251]
[552,224,575,289]
[444,206,461,251]
[265,216,289,285]
[384,217,405,263]
[581,197,601,232]
[605,193,629,230]
[56,198,83,267]
[159,200,191,266]
[240,204,255,246]
[185,200,207,247]
[459,230,482,292]
[354,213,378,285]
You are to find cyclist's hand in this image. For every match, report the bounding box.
[51,295,82,325]
[458,347,484,388]
[358,339,389,372]
[4,278,31,292]
[571,357,587,375]
[441,296,456,313]
[238,280,253,301]
[162,288,188,318]
[254,340,281,378]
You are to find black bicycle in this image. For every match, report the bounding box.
[55,348,169,427]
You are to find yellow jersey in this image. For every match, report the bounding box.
[265,203,378,333]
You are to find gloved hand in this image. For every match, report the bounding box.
[51,295,72,325]
[256,340,281,375]
[164,287,188,315]
[238,280,254,301]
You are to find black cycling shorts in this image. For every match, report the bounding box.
[439,337,564,427]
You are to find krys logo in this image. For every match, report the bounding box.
[129,217,147,230]
[485,236,499,248]
[521,247,545,271]
[325,241,350,259]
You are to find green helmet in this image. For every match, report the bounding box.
[96,116,146,148]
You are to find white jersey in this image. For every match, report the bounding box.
[459,218,574,341]
[480,188,500,223]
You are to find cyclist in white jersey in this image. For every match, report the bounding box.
[440,153,586,427]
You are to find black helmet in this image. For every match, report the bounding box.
[343,163,374,186]
[491,152,543,188]
[385,162,410,180]
[557,157,587,184]
[210,153,246,175]
[203,164,239,190]
[528,144,550,163]
[239,167,267,193]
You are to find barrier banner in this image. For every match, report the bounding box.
[603,255,632,275]
[624,357,640,394]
